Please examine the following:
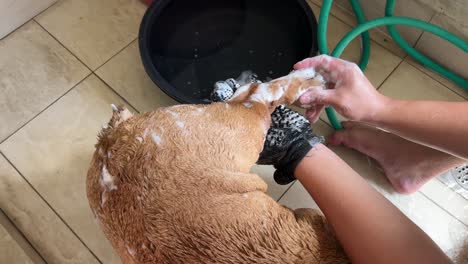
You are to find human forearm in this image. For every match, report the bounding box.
[295,56,468,159]
[295,144,451,264]
[368,98,468,159]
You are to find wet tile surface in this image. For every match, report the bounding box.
[0,75,131,263]
[35,0,146,70]
[0,155,99,264]
[0,222,34,264]
[0,21,89,142]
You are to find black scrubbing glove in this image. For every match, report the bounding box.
[257,105,324,185]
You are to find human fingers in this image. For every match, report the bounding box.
[299,88,339,107]
[305,105,323,123]
[293,55,347,74]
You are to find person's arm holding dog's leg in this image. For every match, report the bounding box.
[256,105,450,263]
[294,144,452,264]
[295,55,468,159]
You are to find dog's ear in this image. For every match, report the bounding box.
[109,104,133,128]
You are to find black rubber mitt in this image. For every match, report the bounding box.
[257,105,324,185]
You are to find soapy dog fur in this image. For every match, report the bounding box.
[86,69,349,263]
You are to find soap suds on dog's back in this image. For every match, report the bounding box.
[101,165,117,191]
[242,102,253,109]
[99,164,117,206]
[176,121,185,128]
[166,110,179,118]
[151,132,162,145]
[126,245,136,256]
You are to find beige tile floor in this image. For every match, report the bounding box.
[0,0,466,263]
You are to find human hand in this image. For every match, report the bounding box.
[257,105,324,185]
[294,55,389,122]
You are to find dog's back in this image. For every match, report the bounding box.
[87,73,349,263]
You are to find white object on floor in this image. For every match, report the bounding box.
[439,164,468,200]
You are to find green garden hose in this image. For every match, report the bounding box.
[318,0,468,130]
[384,0,467,89]
[349,0,370,70]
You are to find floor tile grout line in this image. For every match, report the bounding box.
[406,13,432,50]
[33,19,94,73]
[33,0,61,21]
[317,118,334,130]
[417,189,468,228]
[0,0,60,41]
[412,12,437,49]
[37,22,140,110]
[376,56,407,91]
[0,152,103,264]
[320,120,334,130]
[370,10,465,98]
[93,37,138,73]
[276,182,297,202]
[2,22,140,143]
[394,12,468,97]
[405,60,468,100]
[0,72,91,145]
[434,177,468,201]
[34,18,137,74]
[0,208,49,264]
[0,19,37,41]
[93,73,142,114]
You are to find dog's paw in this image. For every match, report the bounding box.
[211,81,235,102]
[211,72,261,102]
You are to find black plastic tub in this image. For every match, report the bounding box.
[139,0,318,104]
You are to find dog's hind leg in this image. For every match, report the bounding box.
[203,169,268,194]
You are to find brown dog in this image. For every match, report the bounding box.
[86,68,349,263]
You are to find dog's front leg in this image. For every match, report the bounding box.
[228,68,325,112]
